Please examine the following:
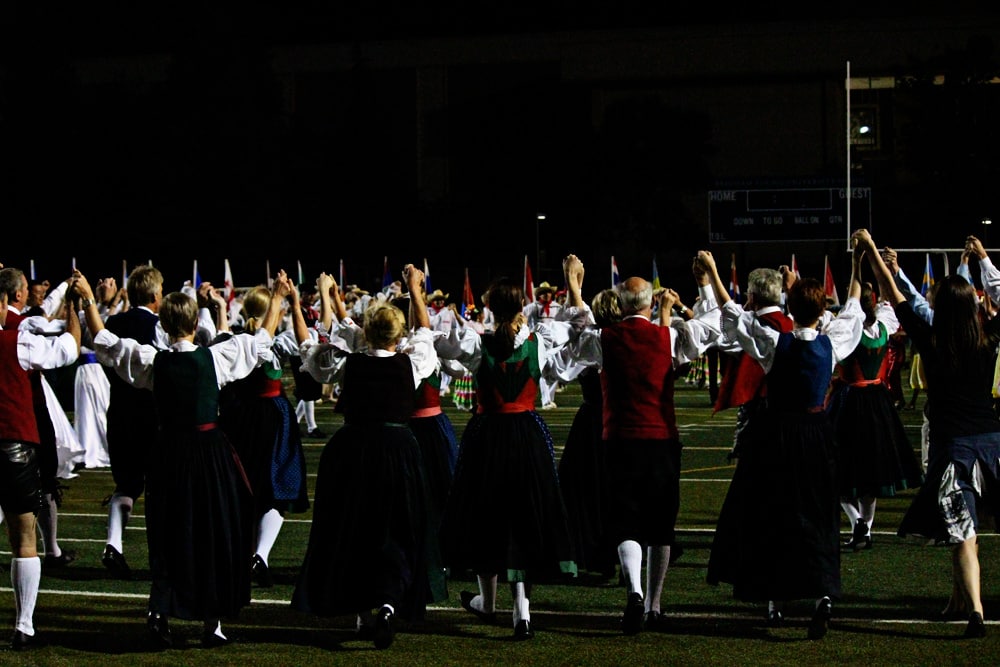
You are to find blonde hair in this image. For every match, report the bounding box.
[241,286,271,334]
[159,292,199,338]
[364,301,407,349]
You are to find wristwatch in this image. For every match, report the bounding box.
[80,298,95,308]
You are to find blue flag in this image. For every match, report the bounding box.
[921,253,935,297]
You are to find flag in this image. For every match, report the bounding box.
[193,260,202,288]
[461,267,475,318]
[30,259,35,280]
[728,254,740,302]
[382,256,393,289]
[72,257,76,272]
[651,256,661,291]
[223,259,235,305]
[423,258,432,294]
[791,253,800,278]
[297,260,304,287]
[524,255,534,301]
[339,258,345,289]
[122,260,128,289]
[824,255,840,306]
[266,260,273,289]
[611,255,620,287]
[921,252,935,297]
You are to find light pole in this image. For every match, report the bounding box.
[535,213,546,278]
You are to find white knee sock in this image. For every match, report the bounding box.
[295,400,306,424]
[38,493,60,556]
[255,509,284,564]
[12,557,40,635]
[840,499,861,528]
[475,574,498,613]
[107,493,133,552]
[645,545,670,613]
[859,498,876,535]
[617,540,644,597]
[510,581,530,625]
[203,618,226,639]
[303,401,317,431]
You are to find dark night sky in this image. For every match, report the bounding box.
[3,4,1000,299]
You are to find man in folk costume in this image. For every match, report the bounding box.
[523,281,562,408]
[426,288,458,397]
[708,265,794,461]
[0,272,82,650]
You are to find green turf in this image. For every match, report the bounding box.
[6,374,1000,665]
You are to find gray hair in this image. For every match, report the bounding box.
[616,277,653,315]
[746,268,782,306]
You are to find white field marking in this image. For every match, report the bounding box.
[1,588,995,625]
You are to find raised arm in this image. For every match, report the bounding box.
[852,229,904,306]
[697,250,730,308]
[404,264,430,329]
[563,254,586,309]
[286,279,310,345]
[261,270,292,337]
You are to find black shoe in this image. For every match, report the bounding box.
[201,630,231,648]
[621,592,644,635]
[373,606,394,650]
[965,612,987,638]
[306,428,326,439]
[43,550,76,568]
[808,597,832,640]
[767,610,784,628]
[842,519,872,551]
[11,630,42,651]
[643,610,669,632]
[460,590,497,624]
[147,612,172,649]
[102,544,133,580]
[250,554,273,588]
[513,619,534,640]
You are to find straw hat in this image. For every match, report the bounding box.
[425,289,449,304]
[534,282,558,298]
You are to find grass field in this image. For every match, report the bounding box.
[4,373,999,666]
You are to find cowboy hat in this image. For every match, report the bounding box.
[425,289,450,304]
[534,281,558,298]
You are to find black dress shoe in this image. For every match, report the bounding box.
[373,606,394,649]
[767,610,784,628]
[842,519,872,551]
[460,590,497,624]
[250,554,273,588]
[513,620,534,640]
[147,612,173,649]
[643,610,669,632]
[102,545,133,580]
[306,428,326,438]
[621,592,644,635]
[807,597,832,640]
[11,630,42,651]
[965,612,987,638]
[43,550,76,568]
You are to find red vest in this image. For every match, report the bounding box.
[713,309,793,412]
[600,317,677,440]
[0,329,41,444]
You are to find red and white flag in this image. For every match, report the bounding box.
[791,253,800,278]
[611,255,620,287]
[223,259,235,305]
[824,255,840,306]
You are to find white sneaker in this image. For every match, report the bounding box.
[541,402,558,410]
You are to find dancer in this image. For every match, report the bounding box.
[700,244,864,640]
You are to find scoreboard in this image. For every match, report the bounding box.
[708,187,872,243]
